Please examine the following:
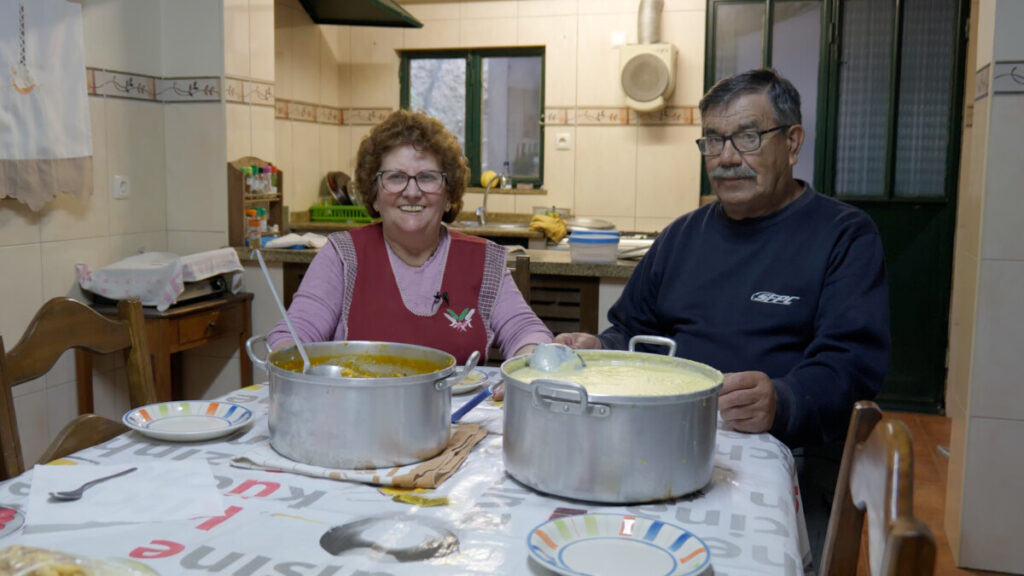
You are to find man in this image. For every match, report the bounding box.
[556,68,890,568]
[558,67,889,448]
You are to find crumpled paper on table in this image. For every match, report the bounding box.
[231,424,487,489]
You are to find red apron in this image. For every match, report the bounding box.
[345,224,488,364]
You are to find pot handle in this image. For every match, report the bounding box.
[532,379,610,418]
[628,334,677,357]
[436,350,481,391]
[246,334,271,373]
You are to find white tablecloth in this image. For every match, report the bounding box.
[0,369,812,575]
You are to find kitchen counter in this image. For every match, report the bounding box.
[288,211,545,243]
[235,245,637,279]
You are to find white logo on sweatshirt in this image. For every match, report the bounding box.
[751,291,800,306]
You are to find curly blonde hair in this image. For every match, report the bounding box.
[355,109,469,223]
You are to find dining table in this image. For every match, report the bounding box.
[0,367,812,576]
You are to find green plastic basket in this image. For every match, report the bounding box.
[309,204,377,223]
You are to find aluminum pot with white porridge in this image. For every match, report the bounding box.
[501,335,723,504]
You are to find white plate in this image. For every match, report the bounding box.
[123,400,253,442]
[527,513,712,576]
[451,368,491,395]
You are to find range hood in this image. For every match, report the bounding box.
[297,0,423,28]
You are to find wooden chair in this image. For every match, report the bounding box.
[513,254,531,302]
[485,255,532,366]
[0,297,157,481]
[819,401,936,576]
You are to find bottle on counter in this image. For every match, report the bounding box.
[501,161,512,189]
[246,217,262,248]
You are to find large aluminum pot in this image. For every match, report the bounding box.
[247,336,469,469]
[502,335,723,503]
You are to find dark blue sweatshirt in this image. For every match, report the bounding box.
[600,184,890,448]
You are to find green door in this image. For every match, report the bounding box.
[826,0,967,412]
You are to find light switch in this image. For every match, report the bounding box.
[112,174,130,199]
[555,132,571,150]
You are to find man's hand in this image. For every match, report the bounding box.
[718,371,777,434]
[554,332,603,349]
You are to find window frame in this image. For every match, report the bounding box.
[399,47,546,188]
[703,0,966,205]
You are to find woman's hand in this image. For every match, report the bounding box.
[554,332,602,349]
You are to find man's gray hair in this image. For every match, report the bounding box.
[698,68,802,126]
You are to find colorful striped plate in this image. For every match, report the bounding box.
[122,401,253,442]
[527,513,712,576]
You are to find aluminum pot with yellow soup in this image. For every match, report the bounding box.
[501,335,723,504]
[246,336,462,469]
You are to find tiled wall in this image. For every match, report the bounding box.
[0,0,241,465]
[945,0,1024,571]
[271,0,707,232]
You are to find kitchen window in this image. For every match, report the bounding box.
[400,48,545,187]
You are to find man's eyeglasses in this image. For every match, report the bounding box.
[376,170,447,194]
[695,125,791,157]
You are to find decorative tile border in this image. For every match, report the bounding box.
[247,81,274,106]
[90,69,156,100]
[576,107,629,125]
[225,78,245,103]
[277,101,316,122]
[157,77,220,102]
[88,68,221,103]
[225,77,275,106]
[544,106,698,126]
[629,106,694,125]
[345,108,392,125]
[316,106,342,125]
[544,107,573,125]
[992,61,1024,95]
[975,63,990,101]
[275,102,390,125]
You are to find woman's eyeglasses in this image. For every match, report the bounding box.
[376,170,446,194]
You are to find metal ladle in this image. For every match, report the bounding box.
[254,250,341,377]
[528,343,586,372]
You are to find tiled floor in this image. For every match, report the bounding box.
[891,412,1005,576]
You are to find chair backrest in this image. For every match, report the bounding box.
[0,297,156,480]
[819,401,937,576]
[513,255,531,302]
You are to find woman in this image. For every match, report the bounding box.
[268,109,552,364]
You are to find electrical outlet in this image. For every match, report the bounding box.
[555,132,572,150]
[112,174,130,199]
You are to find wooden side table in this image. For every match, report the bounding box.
[75,292,254,413]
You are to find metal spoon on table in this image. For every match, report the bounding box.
[254,249,341,377]
[49,467,138,502]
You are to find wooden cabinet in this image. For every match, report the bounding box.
[228,156,284,247]
[75,293,254,410]
[529,275,600,335]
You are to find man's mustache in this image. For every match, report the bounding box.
[710,165,758,179]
